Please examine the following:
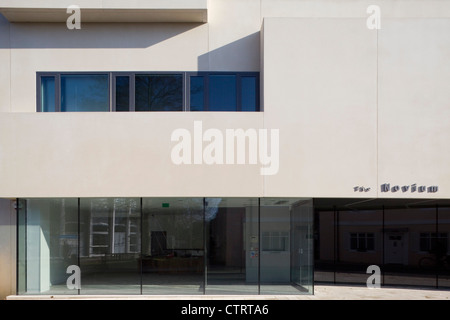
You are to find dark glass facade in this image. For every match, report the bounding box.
[37,72,260,112]
[314,198,450,289]
[17,197,450,296]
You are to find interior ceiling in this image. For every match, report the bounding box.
[29,197,450,212]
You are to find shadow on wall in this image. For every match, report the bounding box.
[0,11,261,71]
[0,13,204,49]
[198,31,260,71]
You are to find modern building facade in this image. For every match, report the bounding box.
[0,0,450,298]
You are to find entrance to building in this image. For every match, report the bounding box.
[205,205,253,294]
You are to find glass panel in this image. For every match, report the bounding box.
[115,76,130,112]
[189,76,204,111]
[17,199,27,294]
[41,76,56,112]
[141,198,204,295]
[209,75,237,111]
[205,197,259,295]
[260,198,313,295]
[135,74,183,111]
[20,198,79,295]
[61,74,109,112]
[384,207,436,287]
[291,199,313,294]
[241,76,257,112]
[438,207,450,288]
[79,198,141,295]
[314,211,335,282]
[334,210,382,285]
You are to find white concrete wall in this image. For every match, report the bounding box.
[263,15,450,199]
[0,112,265,198]
[262,17,378,198]
[377,18,450,198]
[0,14,10,112]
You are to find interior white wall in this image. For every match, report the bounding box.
[26,200,51,293]
[260,206,290,283]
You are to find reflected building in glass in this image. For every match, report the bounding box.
[17,197,313,295]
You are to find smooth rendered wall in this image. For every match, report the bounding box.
[0,14,10,112]
[377,18,450,198]
[0,112,265,198]
[262,17,378,198]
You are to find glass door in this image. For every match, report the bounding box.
[291,199,314,294]
[205,198,259,295]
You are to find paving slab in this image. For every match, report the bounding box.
[6,284,450,300]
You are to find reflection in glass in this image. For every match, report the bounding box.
[16,197,314,296]
[189,76,204,111]
[290,200,313,293]
[79,198,141,295]
[205,198,259,295]
[17,199,27,295]
[334,210,382,285]
[209,75,237,111]
[115,76,130,112]
[259,198,313,295]
[241,76,257,112]
[438,208,450,288]
[314,210,335,283]
[135,74,183,111]
[18,198,79,295]
[141,198,204,295]
[383,208,436,287]
[61,74,109,112]
[41,76,56,112]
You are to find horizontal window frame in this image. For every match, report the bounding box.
[37,71,260,113]
[186,71,260,112]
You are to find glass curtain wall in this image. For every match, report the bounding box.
[204,198,259,295]
[17,197,312,296]
[79,198,141,295]
[16,198,79,295]
[334,210,383,285]
[438,207,450,288]
[314,200,450,289]
[141,198,204,295]
[259,198,313,295]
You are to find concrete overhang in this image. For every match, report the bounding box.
[0,0,208,23]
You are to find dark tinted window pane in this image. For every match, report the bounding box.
[135,74,183,111]
[61,74,109,112]
[358,236,365,251]
[241,76,257,111]
[350,234,357,250]
[115,76,130,112]
[209,75,237,111]
[367,235,375,251]
[41,76,55,112]
[190,76,204,111]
